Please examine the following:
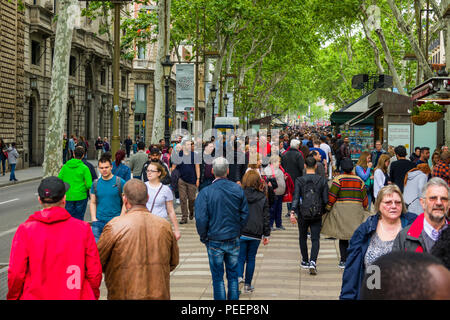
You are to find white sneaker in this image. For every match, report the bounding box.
[309,261,317,275]
[244,284,254,293]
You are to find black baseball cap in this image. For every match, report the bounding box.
[38,177,70,203]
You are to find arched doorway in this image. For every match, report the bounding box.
[85,102,91,139]
[28,96,38,166]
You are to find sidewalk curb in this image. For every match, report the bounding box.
[0,161,98,189]
[0,176,43,189]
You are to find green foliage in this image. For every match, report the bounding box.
[76,0,441,120]
[418,102,444,113]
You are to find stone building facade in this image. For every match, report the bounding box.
[0,0,25,168]
[22,0,133,166]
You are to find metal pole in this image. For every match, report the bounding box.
[111,2,121,157]
[164,77,170,146]
[195,8,199,123]
[426,0,430,62]
[211,98,215,127]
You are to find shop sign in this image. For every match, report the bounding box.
[388,124,411,155]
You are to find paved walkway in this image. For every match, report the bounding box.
[0,161,345,300]
[99,205,344,300]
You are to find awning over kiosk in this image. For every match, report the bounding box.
[343,105,383,127]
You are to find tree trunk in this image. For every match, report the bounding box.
[43,0,79,177]
[387,0,433,80]
[360,5,385,74]
[205,29,229,130]
[151,0,171,144]
[375,28,406,95]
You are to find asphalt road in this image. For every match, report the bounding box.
[0,180,93,263]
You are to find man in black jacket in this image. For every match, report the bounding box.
[290,156,329,275]
[124,136,133,158]
[227,139,247,185]
[281,139,305,215]
[389,145,416,192]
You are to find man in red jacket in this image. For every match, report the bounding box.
[7,177,102,300]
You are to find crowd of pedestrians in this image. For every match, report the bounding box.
[5,126,450,300]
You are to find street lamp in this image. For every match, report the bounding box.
[223,94,229,116]
[30,76,37,90]
[161,55,174,146]
[210,84,217,127]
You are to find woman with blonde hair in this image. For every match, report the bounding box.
[145,161,181,240]
[340,184,417,299]
[402,163,431,215]
[355,151,373,209]
[431,150,441,171]
[373,154,391,200]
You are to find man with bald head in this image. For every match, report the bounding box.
[97,179,179,300]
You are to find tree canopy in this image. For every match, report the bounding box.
[81,0,448,121]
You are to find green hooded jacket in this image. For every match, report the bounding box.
[58,159,93,201]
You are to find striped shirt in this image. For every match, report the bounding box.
[326,173,368,210]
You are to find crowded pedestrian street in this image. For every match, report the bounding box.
[2,0,450,306]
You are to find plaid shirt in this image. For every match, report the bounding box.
[432,160,450,186]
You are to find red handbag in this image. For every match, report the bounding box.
[279,165,294,203]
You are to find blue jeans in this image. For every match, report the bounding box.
[63,149,68,164]
[91,220,107,243]
[65,199,88,221]
[238,238,260,285]
[365,186,372,211]
[287,202,292,211]
[207,238,240,300]
[1,157,6,174]
[269,195,283,228]
[9,164,16,181]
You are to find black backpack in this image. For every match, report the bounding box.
[299,177,323,220]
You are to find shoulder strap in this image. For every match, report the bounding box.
[115,176,123,207]
[150,184,164,213]
[93,179,98,197]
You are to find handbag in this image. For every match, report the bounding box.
[268,165,278,190]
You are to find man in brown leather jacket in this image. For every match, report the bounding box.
[97,179,179,300]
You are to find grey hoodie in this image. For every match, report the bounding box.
[403,170,427,215]
[7,147,19,165]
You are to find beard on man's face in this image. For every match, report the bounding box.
[425,202,448,223]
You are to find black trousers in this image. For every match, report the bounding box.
[339,240,349,263]
[297,218,322,263]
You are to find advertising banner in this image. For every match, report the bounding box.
[176,64,195,112]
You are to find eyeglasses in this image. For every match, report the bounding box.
[381,200,402,207]
[147,170,159,173]
[426,196,449,203]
